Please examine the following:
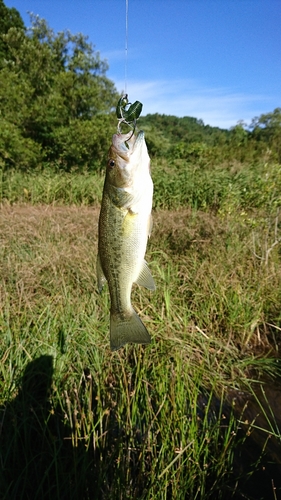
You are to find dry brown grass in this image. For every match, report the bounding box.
[1,204,280,354]
[0,205,99,301]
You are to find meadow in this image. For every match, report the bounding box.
[0,158,281,500]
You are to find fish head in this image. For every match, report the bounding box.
[106,130,151,189]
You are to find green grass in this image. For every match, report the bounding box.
[0,168,104,205]
[1,158,280,212]
[1,159,281,498]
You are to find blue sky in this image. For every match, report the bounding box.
[5,0,281,129]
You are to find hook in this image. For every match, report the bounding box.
[116,95,143,134]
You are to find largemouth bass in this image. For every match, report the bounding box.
[97,130,155,351]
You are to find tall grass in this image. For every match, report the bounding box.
[0,168,104,205]
[1,200,281,498]
[1,158,280,212]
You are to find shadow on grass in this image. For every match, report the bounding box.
[0,355,97,500]
[199,389,281,500]
[228,380,281,500]
[1,354,281,500]
[0,352,155,500]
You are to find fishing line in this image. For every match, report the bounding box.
[125,0,129,94]
[117,0,142,135]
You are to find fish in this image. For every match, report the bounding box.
[97,130,155,351]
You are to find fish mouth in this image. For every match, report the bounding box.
[111,130,145,159]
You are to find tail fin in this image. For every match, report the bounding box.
[110,310,151,351]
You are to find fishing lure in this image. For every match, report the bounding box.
[116,94,143,133]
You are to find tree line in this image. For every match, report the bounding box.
[0,0,280,172]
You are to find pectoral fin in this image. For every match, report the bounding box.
[96,254,107,292]
[135,260,156,291]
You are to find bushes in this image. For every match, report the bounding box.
[0,120,41,170]
[51,115,114,171]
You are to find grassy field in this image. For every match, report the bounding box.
[0,165,281,498]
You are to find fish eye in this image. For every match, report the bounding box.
[108,159,115,168]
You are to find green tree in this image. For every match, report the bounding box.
[0,14,118,170]
[0,0,25,63]
[251,108,281,162]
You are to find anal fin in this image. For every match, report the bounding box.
[135,260,156,291]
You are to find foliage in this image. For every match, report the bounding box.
[0,0,25,62]
[139,113,228,147]
[0,12,118,171]
[0,119,41,170]
[139,110,281,166]
[251,108,281,162]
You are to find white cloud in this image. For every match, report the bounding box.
[111,78,274,129]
